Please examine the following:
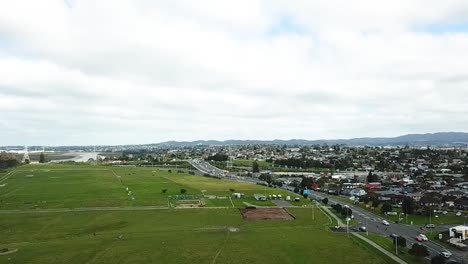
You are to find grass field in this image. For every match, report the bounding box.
[0,164,392,263]
[0,165,309,209]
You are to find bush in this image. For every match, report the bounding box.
[168,169,172,173]
[431,255,446,264]
[322,198,328,205]
[381,202,393,214]
[162,189,168,194]
[294,186,300,193]
[180,189,187,194]
[393,236,407,248]
[409,243,429,258]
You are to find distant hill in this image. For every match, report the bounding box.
[154,132,468,147]
[2,132,468,149]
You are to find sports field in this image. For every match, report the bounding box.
[0,164,390,263]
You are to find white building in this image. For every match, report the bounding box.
[449,225,468,241]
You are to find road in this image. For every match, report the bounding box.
[309,191,467,263]
[190,160,468,262]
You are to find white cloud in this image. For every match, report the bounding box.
[1,0,468,145]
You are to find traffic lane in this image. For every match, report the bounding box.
[350,204,462,262]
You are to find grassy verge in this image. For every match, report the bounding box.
[349,234,398,264]
[366,234,428,264]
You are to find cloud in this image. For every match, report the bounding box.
[1,0,468,145]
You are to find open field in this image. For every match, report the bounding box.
[0,164,393,263]
[0,208,391,264]
[0,165,308,210]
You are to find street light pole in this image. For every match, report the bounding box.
[395,237,398,256]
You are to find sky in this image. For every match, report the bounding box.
[1,0,468,146]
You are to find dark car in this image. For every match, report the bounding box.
[389,234,398,239]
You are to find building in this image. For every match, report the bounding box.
[449,225,468,241]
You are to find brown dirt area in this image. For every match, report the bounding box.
[240,208,295,220]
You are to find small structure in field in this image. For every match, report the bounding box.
[254,194,267,201]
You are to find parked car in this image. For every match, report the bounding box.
[382,220,390,226]
[389,234,398,239]
[442,211,448,215]
[418,234,428,241]
[456,211,462,216]
[415,236,423,242]
[425,224,435,228]
[440,249,452,258]
[359,226,367,232]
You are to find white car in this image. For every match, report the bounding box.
[456,211,462,216]
[418,234,428,241]
[382,220,390,226]
[440,249,452,258]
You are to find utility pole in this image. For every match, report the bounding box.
[395,237,398,256]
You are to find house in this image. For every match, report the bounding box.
[449,225,468,241]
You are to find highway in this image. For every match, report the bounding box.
[190,159,467,263]
[310,191,467,263]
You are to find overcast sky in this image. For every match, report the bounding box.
[1,1,468,146]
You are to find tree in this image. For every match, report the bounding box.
[259,173,272,183]
[39,153,46,163]
[393,236,407,248]
[161,189,168,194]
[0,152,19,169]
[229,188,235,192]
[322,198,328,205]
[409,243,429,258]
[300,177,314,189]
[367,171,379,183]
[252,161,260,173]
[402,198,415,215]
[431,255,446,264]
[180,189,187,194]
[381,202,393,214]
[341,207,352,218]
[294,186,300,193]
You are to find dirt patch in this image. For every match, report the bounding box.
[240,208,295,220]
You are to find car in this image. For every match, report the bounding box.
[415,236,423,242]
[442,211,448,215]
[425,224,435,228]
[359,226,367,232]
[382,220,390,226]
[389,234,398,239]
[440,249,452,258]
[418,234,428,241]
[456,211,462,216]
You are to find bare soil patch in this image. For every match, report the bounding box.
[240,208,295,220]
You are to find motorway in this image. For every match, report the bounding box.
[190,159,468,263]
[310,191,467,263]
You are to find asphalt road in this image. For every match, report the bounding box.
[190,160,468,262]
[310,192,468,263]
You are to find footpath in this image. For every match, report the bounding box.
[321,205,407,264]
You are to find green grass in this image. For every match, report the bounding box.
[366,234,427,264]
[0,208,390,264]
[0,164,394,263]
[0,165,308,209]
